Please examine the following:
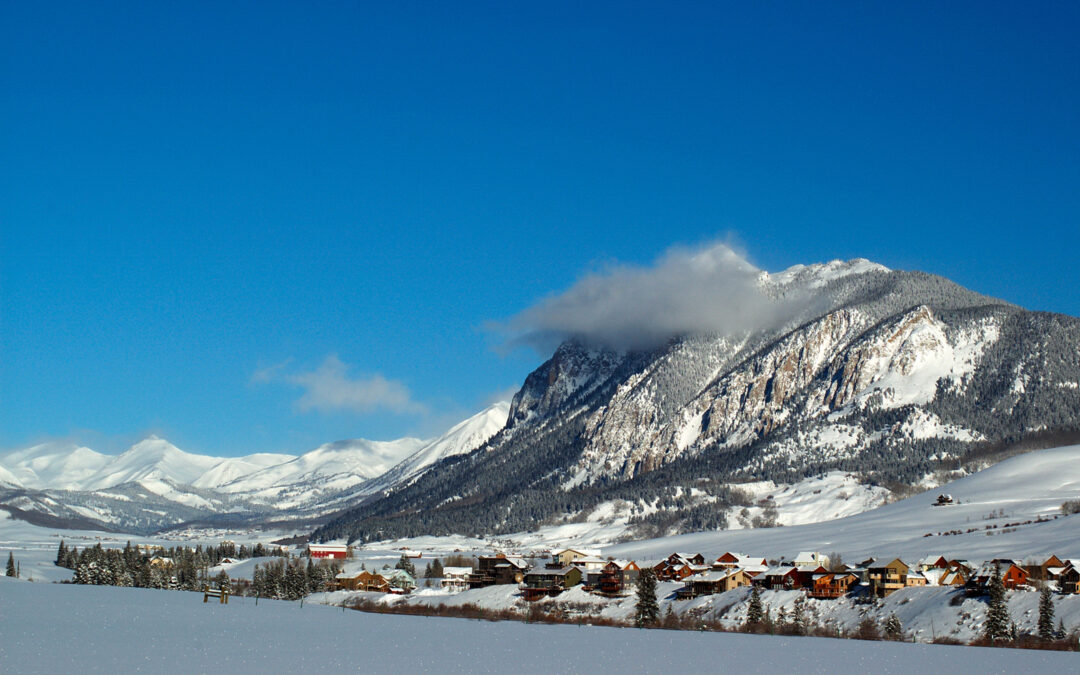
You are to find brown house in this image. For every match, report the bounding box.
[808,572,858,599]
[335,570,390,592]
[677,568,750,599]
[867,559,910,597]
[654,553,707,581]
[754,566,800,591]
[469,554,529,588]
[1058,564,1080,594]
[969,560,1031,592]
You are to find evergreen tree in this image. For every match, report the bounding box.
[634,569,659,627]
[1057,619,1067,640]
[1038,585,1056,640]
[746,585,764,628]
[983,564,1011,642]
[56,540,67,566]
[395,554,416,577]
[884,613,903,640]
[426,558,444,579]
[6,552,16,578]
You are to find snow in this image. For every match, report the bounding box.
[2,581,1075,672]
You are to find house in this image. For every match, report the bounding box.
[677,568,751,599]
[1058,563,1080,594]
[440,567,472,593]
[968,560,1031,592]
[867,559,910,597]
[308,544,350,560]
[713,553,767,569]
[808,572,858,599]
[917,555,949,572]
[617,560,641,585]
[385,569,416,593]
[551,549,593,566]
[935,494,954,505]
[654,553,707,581]
[1027,555,1066,581]
[792,552,830,569]
[335,570,389,592]
[597,561,626,595]
[795,565,829,588]
[905,571,928,588]
[469,554,529,588]
[523,566,582,600]
[149,556,174,569]
[755,566,800,591]
[922,566,967,587]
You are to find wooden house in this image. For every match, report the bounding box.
[523,566,582,600]
[385,569,416,593]
[1058,563,1080,594]
[917,555,949,572]
[1026,555,1065,581]
[677,568,750,599]
[551,549,591,566]
[755,566,800,591]
[905,571,928,588]
[597,561,625,595]
[335,570,389,592]
[968,560,1031,593]
[469,554,529,588]
[867,559,910,597]
[808,572,858,599]
[713,552,767,569]
[654,553,707,581]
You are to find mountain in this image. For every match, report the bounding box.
[0,404,511,533]
[313,259,1080,544]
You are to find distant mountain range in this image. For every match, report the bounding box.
[313,258,1080,544]
[0,402,510,533]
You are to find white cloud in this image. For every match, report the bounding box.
[256,355,426,416]
[492,241,791,353]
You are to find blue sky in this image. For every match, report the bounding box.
[3,1,1078,456]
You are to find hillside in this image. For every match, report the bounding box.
[314,259,1080,544]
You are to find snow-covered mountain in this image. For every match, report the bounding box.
[0,403,512,533]
[314,258,1080,544]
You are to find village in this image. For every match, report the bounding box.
[306,542,1080,602]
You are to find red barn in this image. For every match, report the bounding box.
[308,544,350,559]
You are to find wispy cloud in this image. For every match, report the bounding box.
[490,241,789,353]
[254,355,426,416]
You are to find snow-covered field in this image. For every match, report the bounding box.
[2,579,1076,673]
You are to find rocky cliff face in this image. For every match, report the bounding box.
[314,261,1080,543]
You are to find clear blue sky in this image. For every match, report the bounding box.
[3,1,1078,456]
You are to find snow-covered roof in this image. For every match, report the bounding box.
[442,567,472,576]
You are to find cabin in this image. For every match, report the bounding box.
[597,562,626,595]
[441,567,472,593]
[867,559,910,597]
[308,544,350,560]
[808,572,858,599]
[335,570,390,592]
[792,552,831,569]
[677,568,750,599]
[469,554,529,588]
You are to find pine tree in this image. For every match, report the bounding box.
[395,554,416,577]
[746,585,764,628]
[6,552,16,578]
[634,569,659,627]
[56,540,67,566]
[791,595,807,635]
[884,613,903,640]
[1057,619,1067,640]
[983,564,1010,643]
[426,558,444,579]
[1038,585,1056,640]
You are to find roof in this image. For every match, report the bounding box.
[441,567,472,576]
[527,566,578,577]
[686,569,743,583]
[309,544,349,551]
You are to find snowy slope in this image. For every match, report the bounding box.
[2,581,1076,672]
[77,437,223,491]
[0,442,111,490]
[359,402,510,494]
[607,443,1080,563]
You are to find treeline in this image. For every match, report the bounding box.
[57,540,286,590]
[248,558,342,600]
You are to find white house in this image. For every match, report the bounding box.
[441,566,472,593]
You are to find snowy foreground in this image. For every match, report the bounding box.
[1,580,1076,673]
